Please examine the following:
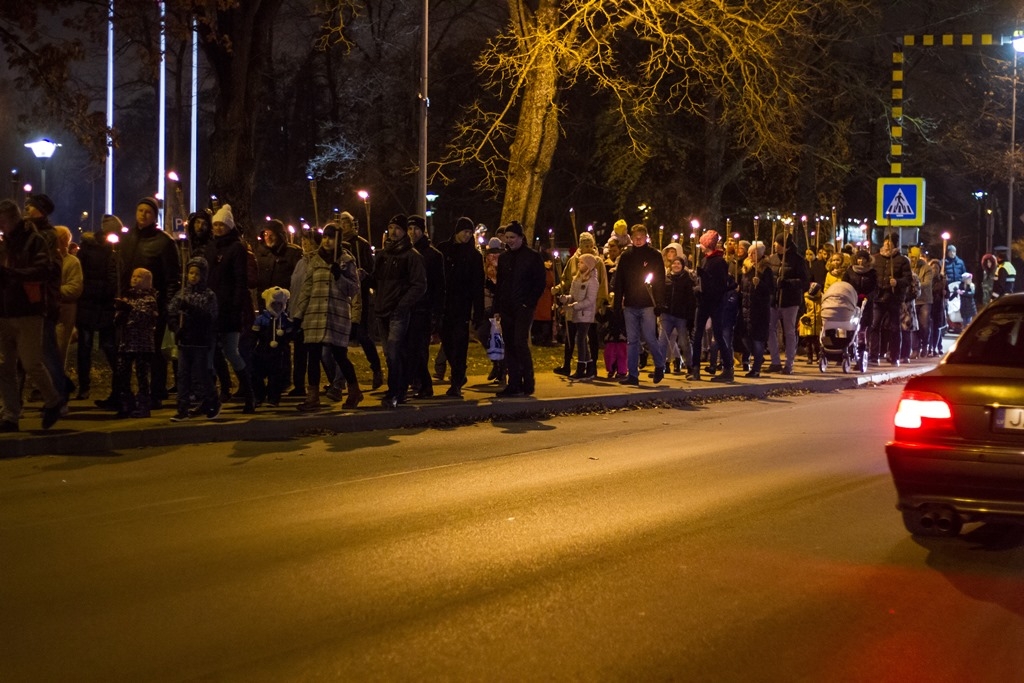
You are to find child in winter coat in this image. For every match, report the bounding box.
[112,268,158,418]
[167,257,219,421]
[959,273,978,327]
[251,286,295,407]
[798,282,823,363]
[558,253,599,380]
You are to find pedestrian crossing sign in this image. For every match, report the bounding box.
[876,177,925,226]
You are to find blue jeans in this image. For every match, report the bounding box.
[624,306,664,378]
[659,314,690,370]
[379,311,411,400]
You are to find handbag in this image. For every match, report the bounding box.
[486,317,505,361]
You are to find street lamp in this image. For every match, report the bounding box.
[1008,32,1024,255]
[357,190,372,248]
[24,139,60,194]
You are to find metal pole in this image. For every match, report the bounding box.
[105,0,114,215]
[416,0,429,224]
[1010,49,1018,253]
[158,0,166,228]
[190,19,198,214]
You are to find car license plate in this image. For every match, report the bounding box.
[994,407,1024,432]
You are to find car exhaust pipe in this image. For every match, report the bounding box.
[935,509,959,533]
[919,512,937,529]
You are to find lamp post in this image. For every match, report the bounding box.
[357,190,372,248]
[24,139,60,194]
[425,192,438,239]
[1009,32,1024,254]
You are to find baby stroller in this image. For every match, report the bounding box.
[818,281,868,374]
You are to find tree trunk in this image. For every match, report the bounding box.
[199,0,283,241]
[500,25,560,243]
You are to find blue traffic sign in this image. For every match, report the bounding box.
[876,177,925,226]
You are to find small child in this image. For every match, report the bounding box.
[959,272,977,328]
[251,286,294,407]
[112,268,158,418]
[559,253,599,380]
[799,282,823,364]
[167,257,219,421]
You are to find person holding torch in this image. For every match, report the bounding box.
[611,224,666,386]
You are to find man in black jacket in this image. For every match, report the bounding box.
[117,196,181,407]
[339,212,383,390]
[406,215,445,399]
[766,233,809,375]
[0,199,62,430]
[612,224,666,386]
[438,217,485,398]
[870,233,912,367]
[371,215,427,408]
[494,221,546,397]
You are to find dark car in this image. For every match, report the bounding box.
[886,292,1024,537]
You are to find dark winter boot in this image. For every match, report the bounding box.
[582,361,597,380]
[130,394,151,418]
[569,362,587,379]
[710,367,735,383]
[238,368,256,414]
[487,361,500,381]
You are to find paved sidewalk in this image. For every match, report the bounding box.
[0,356,934,458]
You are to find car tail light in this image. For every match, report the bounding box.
[894,390,953,429]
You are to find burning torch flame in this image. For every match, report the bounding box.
[644,273,653,285]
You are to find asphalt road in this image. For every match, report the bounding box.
[2,383,1024,682]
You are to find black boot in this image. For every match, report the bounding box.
[583,361,597,380]
[487,361,500,381]
[238,368,256,414]
[569,362,587,379]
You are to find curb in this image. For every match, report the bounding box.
[0,366,917,458]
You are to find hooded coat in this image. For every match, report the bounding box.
[767,236,810,308]
[255,222,303,296]
[168,257,218,348]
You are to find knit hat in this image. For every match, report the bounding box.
[26,193,55,216]
[613,219,628,236]
[212,203,235,230]
[503,221,525,237]
[137,196,159,215]
[739,240,751,252]
[961,272,973,281]
[408,215,426,231]
[388,214,408,231]
[455,216,475,234]
[262,219,287,242]
[578,232,596,249]
[321,222,340,239]
[579,253,598,271]
[486,237,504,254]
[100,214,123,234]
[699,230,720,251]
[749,240,766,258]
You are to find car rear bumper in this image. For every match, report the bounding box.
[886,441,1024,521]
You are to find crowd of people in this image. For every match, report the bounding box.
[0,192,1019,431]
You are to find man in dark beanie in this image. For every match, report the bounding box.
[114,196,180,410]
[405,214,445,399]
[0,199,63,430]
[23,193,66,405]
[369,214,427,408]
[494,220,546,397]
[870,233,912,367]
[437,217,484,398]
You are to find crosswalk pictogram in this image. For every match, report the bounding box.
[886,189,914,217]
